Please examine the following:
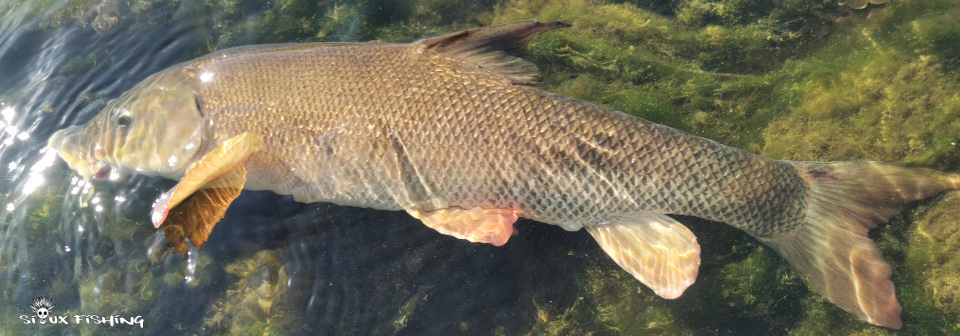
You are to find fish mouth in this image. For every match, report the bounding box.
[93,165,111,181]
[54,148,107,182]
[73,158,119,183]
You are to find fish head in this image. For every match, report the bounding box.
[48,67,207,182]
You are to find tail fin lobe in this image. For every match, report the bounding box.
[759,161,960,329]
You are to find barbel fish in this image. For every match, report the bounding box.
[47,20,960,329]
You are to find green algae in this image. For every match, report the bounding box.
[762,52,960,165]
[900,192,960,332]
[712,246,796,319]
[918,215,960,312]
[788,296,895,335]
[574,266,680,334]
[761,0,960,168]
[487,0,834,149]
[517,261,685,335]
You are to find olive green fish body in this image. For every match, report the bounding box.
[183,42,806,235]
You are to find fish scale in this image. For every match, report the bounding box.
[47,21,960,329]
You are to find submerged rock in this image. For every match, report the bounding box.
[848,0,890,10]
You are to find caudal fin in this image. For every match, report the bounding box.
[758,161,960,329]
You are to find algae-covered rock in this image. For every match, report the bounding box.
[204,249,296,335]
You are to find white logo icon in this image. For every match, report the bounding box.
[30,297,54,324]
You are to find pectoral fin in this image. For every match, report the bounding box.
[586,215,701,299]
[408,207,519,246]
[152,133,259,227]
[161,168,245,254]
[152,133,258,254]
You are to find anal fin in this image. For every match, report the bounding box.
[408,207,519,246]
[586,215,701,299]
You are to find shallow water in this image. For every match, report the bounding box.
[1,0,959,335]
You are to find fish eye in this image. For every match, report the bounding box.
[112,107,132,127]
[116,115,131,127]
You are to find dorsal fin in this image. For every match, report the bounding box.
[417,20,571,86]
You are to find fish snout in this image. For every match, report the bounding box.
[47,126,107,181]
[46,127,71,153]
